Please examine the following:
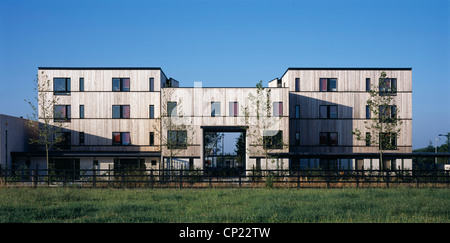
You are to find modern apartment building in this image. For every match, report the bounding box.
[7,67,412,173]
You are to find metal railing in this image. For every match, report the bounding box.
[1,167,449,189]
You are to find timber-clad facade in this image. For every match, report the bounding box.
[6,67,412,173]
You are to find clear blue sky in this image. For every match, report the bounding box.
[0,0,449,149]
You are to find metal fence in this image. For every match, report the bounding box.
[1,167,449,189]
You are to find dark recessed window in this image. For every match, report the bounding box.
[380,133,397,150]
[319,105,337,119]
[112,105,130,119]
[54,105,71,122]
[319,132,338,146]
[112,132,131,146]
[211,102,221,117]
[273,102,283,117]
[149,132,155,146]
[229,102,238,117]
[112,78,130,92]
[55,132,71,149]
[379,105,397,123]
[149,105,155,119]
[379,78,397,95]
[263,130,283,149]
[295,78,300,92]
[167,102,177,117]
[365,132,371,146]
[79,78,84,91]
[366,105,371,119]
[366,78,371,92]
[54,78,71,95]
[295,105,300,119]
[149,77,155,91]
[295,132,300,146]
[79,132,85,146]
[319,78,337,92]
[167,130,187,149]
[80,105,85,119]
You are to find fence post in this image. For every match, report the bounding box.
[63,169,67,188]
[47,165,51,186]
[121,169,125,189]
[386,170,390,188]
[239,174,242,188]
[415,170,419,188]
[326,170,330,189]
[92,168,96,188]
[356,169,359,189]
[297,172,300,189]
[33,164,38,188]
[445,170,450,187]
[180,166,183,189]
[150,169,154,189]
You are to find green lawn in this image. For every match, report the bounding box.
[0,188,448,223]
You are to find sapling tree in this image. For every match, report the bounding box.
[242,81,287,172]
[352,71,402,169]
[25,72,66,170]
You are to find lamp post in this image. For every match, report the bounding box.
[439,132,450,164]
[435,137,440,166]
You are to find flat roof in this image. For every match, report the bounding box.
[38,67,169,80]
[280,67,412,80]
[38,67,163,70]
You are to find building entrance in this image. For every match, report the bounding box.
[203,127,246,176]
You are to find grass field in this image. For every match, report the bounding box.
[0,188,448,223]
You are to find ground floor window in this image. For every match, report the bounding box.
[50,158,80,179]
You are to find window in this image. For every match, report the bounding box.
[365,132,371,146]
[79,132,85,146]
[382,159,396,170]
[319,132,338,146]
[112,105,130,119]
[149,78,154,91]
[149,132,154,146]
[319,78,337,92]
[273,102,283,117]
[295,132,300,146]
[366,105,371,119]
[54,105,71,122]
[167,130,187,149]
[263,130,283,149]
[379,105,397,123]
[54,78,71,95]
[112,132,131,146]
[55,132,71,148]
[151,160,157,166]
[366,78,371,92]
[167,102,177,117]
[295,105,300,119]
[319,159,338,170]
[295,78,300,92]
[211,102,221,117]
[79,78,84,91]
[80,105,85,119]
[379,78,397,95]
[149,105,154,119]
[319,105,337,119]
[380,133,397,150]
[229,102,238,117]
[112,78,130,91]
